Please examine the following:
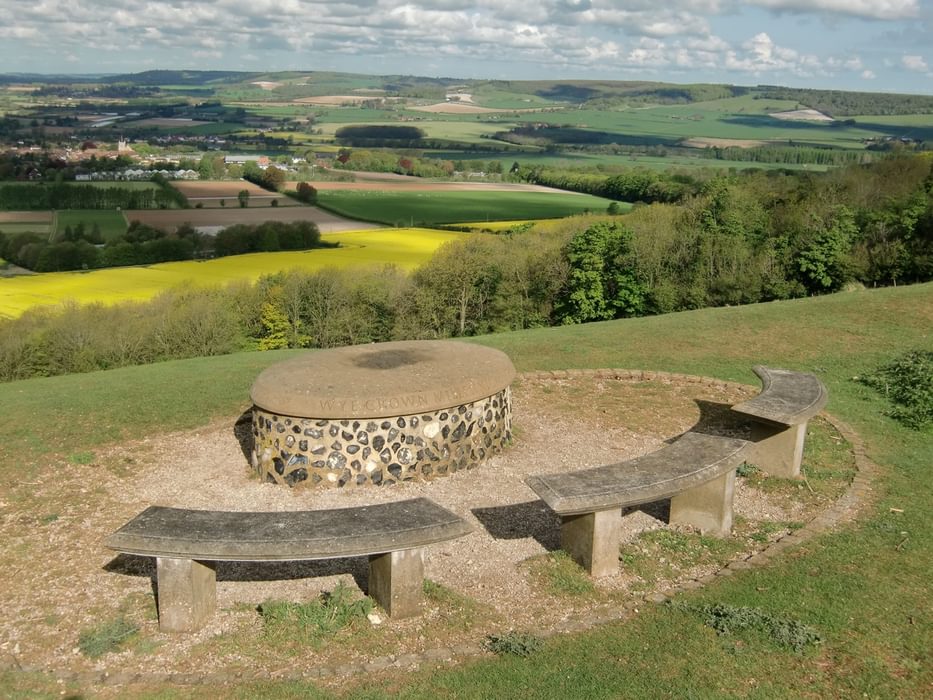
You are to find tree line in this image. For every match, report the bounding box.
[0,219,326,272]
[0,153,930,382]
[0,181,184,210]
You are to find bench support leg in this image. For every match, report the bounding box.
[670,470,735,537]
[745,421,807,479]
[560,508,619,577]
[155,557,216,633]
[369,548,424,618]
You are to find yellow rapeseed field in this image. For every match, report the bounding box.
[0,228,467,319]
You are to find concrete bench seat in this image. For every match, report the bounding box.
[731,366,828,478]
[525,431,749,577]
[106,497,471,632]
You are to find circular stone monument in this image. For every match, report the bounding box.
[250,340,516,488]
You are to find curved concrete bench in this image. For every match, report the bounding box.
[106,498,471,632]
[731,366,828,478]
[525,431,749,577]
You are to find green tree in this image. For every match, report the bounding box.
[795,206,859,292]
[556,222,647,324]
[237,189,250,208]
[295,181,317,204]
[257,286,291,350]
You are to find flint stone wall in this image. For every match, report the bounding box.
[249,340,516,488]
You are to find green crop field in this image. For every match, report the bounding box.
[506,107,877,148]
[0,228,466,318]
[0,221,52,235]
[317,190,618,225]
[434,150,831,172]
[53,209,127,241]
[318,120,507,144]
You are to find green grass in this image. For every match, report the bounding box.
[527,551,597,596]
[316,190,618,225]
[53,209,127,241]
[77,616,139,659]
[0,222,52,235]
[0,282,931,697]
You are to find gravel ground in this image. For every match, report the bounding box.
[0,372,840,679]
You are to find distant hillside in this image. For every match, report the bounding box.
[4,69,933,117]
[757,85,933,116]
[103,69,256,86]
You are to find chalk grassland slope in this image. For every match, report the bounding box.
[0,228,465,318]
[0,283,930,698]
[316,190,613,225]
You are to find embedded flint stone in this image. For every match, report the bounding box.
[249,340,515,488]
[732,366,828,479]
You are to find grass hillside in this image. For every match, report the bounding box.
[1,282,931,697]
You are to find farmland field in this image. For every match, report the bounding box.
[124,205,378,233]
[170,181,284,198]
[316,119,507,143]
[0,211,53,236]
[316,189,617,225]
[0,228,464,318]
[53,210,127,241]
[170,180,305,208]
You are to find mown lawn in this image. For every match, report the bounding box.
[316,190,616,225]
[0,282,931,698]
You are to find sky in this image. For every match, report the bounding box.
[0,0,932,94]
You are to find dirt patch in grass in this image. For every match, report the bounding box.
[0,373,856,688]
[770,109,834,122]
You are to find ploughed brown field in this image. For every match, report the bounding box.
[171,181,281,198]
[0,211,53,223]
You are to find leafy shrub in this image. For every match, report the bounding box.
[78,616,139,658]
[483,631,543,657]
[673,602,822,653]
[858,350,933,430]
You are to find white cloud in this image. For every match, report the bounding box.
[748,0,919,21]
[0,0,926,92]
[861,69,876,79]
[902,55,929,72]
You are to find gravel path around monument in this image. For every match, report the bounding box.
[0,370,873,692]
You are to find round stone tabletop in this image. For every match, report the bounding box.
[250,340,516,419]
